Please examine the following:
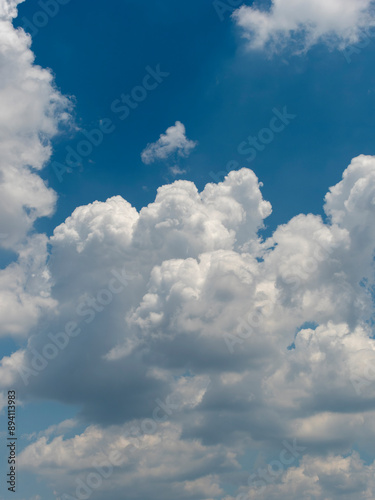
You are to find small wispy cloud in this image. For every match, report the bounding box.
[141,121,197,164]
[169,165,187,176]
[23,419,77,442]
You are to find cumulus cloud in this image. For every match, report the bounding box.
[228,452,375,500]
[0,235,56,337]
[141,121,197,164]
[1,154,375,498]
[233,0,375,53]
[169,165,187,176]
[3,2,375,499]
[0,0,71,251]
[0,0,72,336]
[19,423,231,500]
[23,418,77,442]
[0,0,23,20]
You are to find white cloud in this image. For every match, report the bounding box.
[19,423,230,500]
[169,165,187,176]
[141,121,197,164]
[3,2,375,499]
[0,0,23,20]
[228,452,375,499]
[0,0,72,336]
[23,418,77,442]
[2,154,375,498]
[0,0,71,251]
[0,235,56,337]
[233,0,375,53]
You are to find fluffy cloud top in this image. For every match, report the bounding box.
[0,0,23,20]
[141,121,197,164]
[233,0,375,53]
[0,0,71,337]
[0,0,71,251]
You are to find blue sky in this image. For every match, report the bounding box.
[14,0,375,232]
[2,1,375,499]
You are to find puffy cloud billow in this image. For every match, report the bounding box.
[0,154,374,499]
[141,121,197,164]
[233,0,375,53]
[0,0,72,337]
[0,0,71,249]
[2,1,375,499]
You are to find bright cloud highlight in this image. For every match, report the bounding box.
[141,121,197,164]
[233,0,375,53]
